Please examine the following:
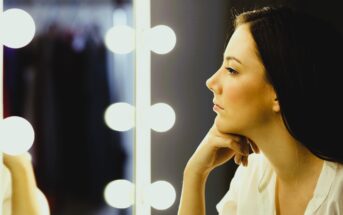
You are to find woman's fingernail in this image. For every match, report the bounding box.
[245,147,250,155]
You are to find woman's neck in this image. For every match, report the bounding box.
[245,117,324,187]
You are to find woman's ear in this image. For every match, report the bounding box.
[268,86,280,113]
[272,97,280,113]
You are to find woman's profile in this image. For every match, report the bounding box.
[178,6,343,215]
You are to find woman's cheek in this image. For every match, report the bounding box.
[224,84,245,104]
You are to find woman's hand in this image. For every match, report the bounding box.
[185,123,258,177]
[179,123,259,215]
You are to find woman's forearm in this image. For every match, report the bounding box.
[177,170,209,215]
[10,162,40,215]
[177,124,248,215]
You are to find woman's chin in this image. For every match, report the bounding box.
[214,117,239,134]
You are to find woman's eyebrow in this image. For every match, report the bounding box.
[224,55,243,65]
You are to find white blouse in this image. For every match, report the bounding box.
[216,153,343,215]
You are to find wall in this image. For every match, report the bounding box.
[150,1,233,214]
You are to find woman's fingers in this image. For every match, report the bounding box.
[212,135,249,156]
[212,135,259,167]
[207,124,259,167]
[234,154,249,166]
[241,155,248,166]
[234,154,242,165]
[247,138,260,154]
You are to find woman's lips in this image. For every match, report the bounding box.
[213,104,224,111]
[213,99,224,111]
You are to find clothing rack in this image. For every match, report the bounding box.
[4,3,115,36]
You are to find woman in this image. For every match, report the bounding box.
[178,6,343,215]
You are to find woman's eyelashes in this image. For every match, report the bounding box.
[225,67,238,75]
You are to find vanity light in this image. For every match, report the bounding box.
[104,102,135,131]
[147,25,176,54]
[104,179,135,208]
[149,103,176,132]
[105,25,135,54]
[103,1,177,214]
[0,8,35,48]
[0,116,34,155]
[145,180,176,210]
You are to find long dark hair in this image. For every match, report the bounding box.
[233,6,343,164]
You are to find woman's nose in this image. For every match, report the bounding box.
[206,72,221,94]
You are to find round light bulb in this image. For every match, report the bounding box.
[146,180,176,210]
[149,103,176,132]
[36,189,50,215]
[147,25,176,54]
[104,179,134,208]
[0,116,35,155]
[105,25,135,54]
[0,8,35,48]
[104,103,135,131]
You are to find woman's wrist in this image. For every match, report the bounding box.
[3,153,32,169]
[184,165,210,182]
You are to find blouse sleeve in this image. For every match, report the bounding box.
[216,165,245,215]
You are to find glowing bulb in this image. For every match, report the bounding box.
[36,189,50,215]
[105,25,135,54]
[149,103,175,132]
[0,116,35,155]
[104,179,134,208]
[104,103,135,131]
[147,25,176,54]
[0,8,35,48]
[146,180,176,210]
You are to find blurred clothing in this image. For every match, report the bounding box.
[4,24,126,214]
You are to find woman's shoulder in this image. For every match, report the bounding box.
[334,161,343,177]
[327,161,343,195]
[312,161,343,214]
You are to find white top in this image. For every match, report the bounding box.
[0,154,12,215]
[216,153,343,215]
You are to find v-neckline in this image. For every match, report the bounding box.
[271,159,336,215]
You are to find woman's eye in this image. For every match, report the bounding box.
[225,67,238,75]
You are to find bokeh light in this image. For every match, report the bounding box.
[149,103,175,132]
[104,179,134,208]
[105,25,135,54]
[147,25,176,54]
[104,102,135,131]
[0,8,35,48]
[146,180,176,210]
[0,116,35,155]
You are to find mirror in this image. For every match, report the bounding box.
[2,0,233,214]
[3,1,133,214]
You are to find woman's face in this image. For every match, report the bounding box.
[206,24,276,135]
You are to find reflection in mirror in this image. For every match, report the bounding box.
[3,0,133,214]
